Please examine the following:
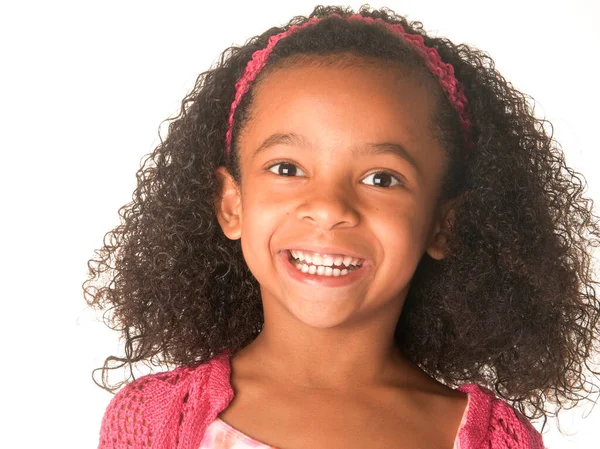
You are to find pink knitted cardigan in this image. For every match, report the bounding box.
[98,350,544,449]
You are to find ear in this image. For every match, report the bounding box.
[425,195,461,261]
[214,166,242,240]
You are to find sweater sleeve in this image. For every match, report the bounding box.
[487,395,545,449]
[98,367,193,449]
[456,384,545,449]
[97,353,234,449]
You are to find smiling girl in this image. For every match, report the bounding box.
[85,5,600,449]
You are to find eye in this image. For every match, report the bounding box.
[361,171,403,188]
[267,161,306,177]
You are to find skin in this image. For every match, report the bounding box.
[215,56,467,448]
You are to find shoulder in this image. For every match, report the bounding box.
[98,350,234,449]
[455,384,545,449]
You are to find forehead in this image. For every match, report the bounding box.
[238,56,445,172]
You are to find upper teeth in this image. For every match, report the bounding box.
[289,250,362,267]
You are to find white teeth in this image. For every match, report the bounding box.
[292,262,355,277]
[288,250,364,272]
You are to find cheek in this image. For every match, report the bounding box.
[371,206,430,256]
[374,214,429,290]
[239,190,289,262]
[242,187,289,229]
[238,193,294,289]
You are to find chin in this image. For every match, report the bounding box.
[284,297,362,330]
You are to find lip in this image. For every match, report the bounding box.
[278,250,371,288]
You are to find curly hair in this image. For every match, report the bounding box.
[84,4,600,427]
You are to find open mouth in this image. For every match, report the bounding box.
[286,250,364,277]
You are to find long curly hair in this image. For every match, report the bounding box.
[84,5,600,427]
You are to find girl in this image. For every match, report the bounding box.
[85,5,600,449]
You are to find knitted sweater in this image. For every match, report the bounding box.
[98,350,544,449]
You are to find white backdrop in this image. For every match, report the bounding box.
[1,1,599,448]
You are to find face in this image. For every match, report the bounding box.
[217,57,453,331]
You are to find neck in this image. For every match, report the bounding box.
[235,302,422,392]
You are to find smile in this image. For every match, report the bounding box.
[287,250,363,277]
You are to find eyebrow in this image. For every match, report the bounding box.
[253,132,422,177]
[354,142,421,177]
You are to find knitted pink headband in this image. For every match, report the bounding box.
[225,13,473,162]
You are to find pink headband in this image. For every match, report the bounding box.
[225,13,473,162]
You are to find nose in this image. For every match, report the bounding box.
[295,183,361,231]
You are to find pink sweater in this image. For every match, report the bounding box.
[98,350,544,448]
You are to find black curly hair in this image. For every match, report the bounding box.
[84,4,600,428]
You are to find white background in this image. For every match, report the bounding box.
[2,0,599,448]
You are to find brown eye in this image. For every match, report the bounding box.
[361,172,402,188]
[268,162,306,177]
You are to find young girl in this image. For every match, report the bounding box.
[85,5,600,449]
